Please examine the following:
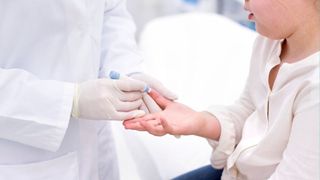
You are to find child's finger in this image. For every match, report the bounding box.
[140,119,166,136]
[123,114,157,124]
[148,90,172,109]
[123,115,159,130]
[123,121,146,131]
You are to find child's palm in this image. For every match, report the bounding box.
[159,102,199,135]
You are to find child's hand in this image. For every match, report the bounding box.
[123,90,202,136]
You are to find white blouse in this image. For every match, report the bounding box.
[207,36,319,180]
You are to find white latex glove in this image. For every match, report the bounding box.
[72,77,147,120]
[129,73,178,113]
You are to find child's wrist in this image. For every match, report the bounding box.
[195,111,221,140]
[192,111,209,136]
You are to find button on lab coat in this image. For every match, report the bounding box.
[0,0,142,179]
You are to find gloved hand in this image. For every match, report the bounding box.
[129,73,178,113]
[72,77,147,120]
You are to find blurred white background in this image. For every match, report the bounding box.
[127,0,253,38]
[112,1,257,179]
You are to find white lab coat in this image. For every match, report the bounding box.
[0,0,142,179]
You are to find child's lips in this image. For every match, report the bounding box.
[248,13,254,20]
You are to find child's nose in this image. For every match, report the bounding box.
[243,1,250,11]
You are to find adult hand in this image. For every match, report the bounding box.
[72,77,147,120]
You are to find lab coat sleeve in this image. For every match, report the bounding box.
[0,68,74,152]
[99,0,143,78]
[268,82,319,179]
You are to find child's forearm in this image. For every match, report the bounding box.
[194,111,221,141]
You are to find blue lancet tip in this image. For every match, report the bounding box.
[109,71,120,80]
